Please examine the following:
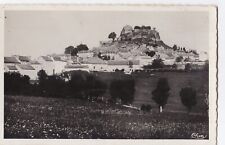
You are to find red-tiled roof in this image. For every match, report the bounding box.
[53,56,62,61]
[130,60,140,65]
[65,64,88,69]
[17,64,35,70]
[6,65,18,70]
[41,56,53,62]
[30,60,41,65]
[108,60,129,65]
[4,57,21,64]
[18,56,30,62]
[83,57,106,64]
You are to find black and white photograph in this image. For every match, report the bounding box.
[1,5,217,144]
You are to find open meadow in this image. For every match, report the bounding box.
[4,94,208,139]
[95,71,208,113]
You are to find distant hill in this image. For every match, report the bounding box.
[92,25,207,61]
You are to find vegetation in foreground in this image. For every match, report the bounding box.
[4,95,208,139]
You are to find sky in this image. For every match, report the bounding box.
[4,10,209,58]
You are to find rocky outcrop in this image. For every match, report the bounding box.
[93,25,205,61]
[119,25,160,44]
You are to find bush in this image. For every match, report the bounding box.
[146,51,156,57]
[180,87,197,112]
[152,78,170,113]
[68,71,107,101]
[152,58,164,69]
[5,70,107,101]
[85,74,107,101]
[185,63,191,71]
[141,104,152,112]
[4,72,30,95]
[175,56,183,62]
[68,71,89,99]
[43,75,67,97]
[37,70,68,97]
[110,78,135,104]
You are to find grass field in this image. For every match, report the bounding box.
[95,71,208,113]
[4,95,208,139]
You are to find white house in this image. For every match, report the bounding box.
[163,58,175,65]
[52,56,67,74]
[82,57,108,72]
[16,55,31,64]
[4,56,21,73]
[136,55,153,66]
[77,50,94,59]
[4,65,19,73]
[37,56,55,75]
[16,64,37,80]
[4,56,40,80]
[64,63,89,72]
[30,60,43,78]
[107,60,130,72]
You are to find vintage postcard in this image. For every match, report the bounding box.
[0,4,217,145]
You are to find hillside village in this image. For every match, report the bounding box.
[4,25,208,80]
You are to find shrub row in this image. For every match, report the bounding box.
[4,71,135,104]
[4,70,208,113]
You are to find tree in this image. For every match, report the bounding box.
[86,74,107,101]
[4,72,30,95]
[64,46,74,55]
[185,63,191,71]
[175,56,183,62]
[146,51,156,57]
[71,47,78,56]
[152,78,170,113]
[37,69,48,95]
[108,32,117,42]
[37,69,48,82]
[180,87,197,113]
[76,44,89,51]
[110,78,135,104]
[172,44,177,51]
[68,71,88,99]
[152,58,164,69]
[43,75,67,98]
[141,104,152,112]
[97,52,102,59]
[134,26,141,29]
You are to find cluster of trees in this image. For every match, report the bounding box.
[4,70,136,104]
[110,78,135,104]
[150,78,199,113]
[4,72,30,95]
[108,32,117,42]
[145,51,156,57]
[64,44,89,56]
[175,56,183,62]
[143,58,164,69]
[143,57,209,72]
[5,71,208,114]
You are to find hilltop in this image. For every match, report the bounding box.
[93,25,207,61]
